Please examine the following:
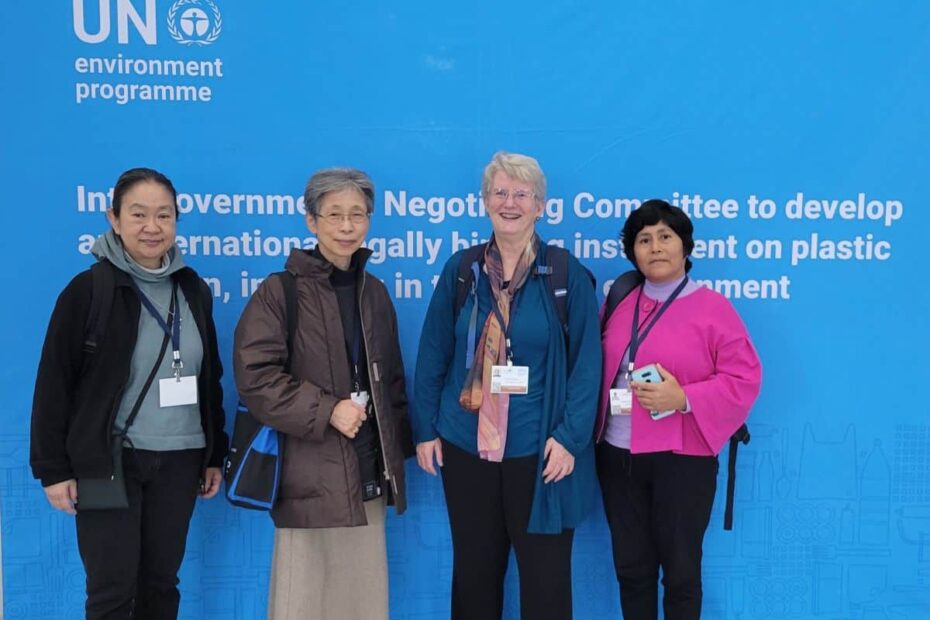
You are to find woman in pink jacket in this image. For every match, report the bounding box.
[595,199,762,620]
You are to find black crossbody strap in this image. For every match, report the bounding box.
[278,271,297,373]
[116,325,172,442]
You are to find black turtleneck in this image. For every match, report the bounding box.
[312,248,382,497]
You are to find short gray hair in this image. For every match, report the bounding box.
[303,168,375,218]
[481,151,546,201]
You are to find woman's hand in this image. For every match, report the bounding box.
[200,467,223,498]
[329,399,367,438]
[416,439,444,475]
[542,438,574,483]
[44,479,78,515]
[632,363,688,412]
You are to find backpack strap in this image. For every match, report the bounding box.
[536,243,569,331]
[277,270,298,373]
[724,423,751,530]
[535,245,596,352]
[600,270,645,331]
[83,260,116,355]
[453,244,486,370]
[453,243,486,322]
[454,242,595,364]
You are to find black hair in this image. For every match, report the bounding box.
[621,198,694,273]
[111,167,179,219]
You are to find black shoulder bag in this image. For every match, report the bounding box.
[76,325,171,510]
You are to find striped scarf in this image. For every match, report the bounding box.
[459,234,539,461]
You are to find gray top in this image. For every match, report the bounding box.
[92,231,206,451]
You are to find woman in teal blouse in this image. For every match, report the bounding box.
[412,152,601,620]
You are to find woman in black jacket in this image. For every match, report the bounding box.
[30,167,228,619]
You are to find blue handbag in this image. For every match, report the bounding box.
[225,271,296,510]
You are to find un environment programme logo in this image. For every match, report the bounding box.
[167,0,222,46]
[71,0,226,105]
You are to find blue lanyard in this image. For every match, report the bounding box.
[626,278,689,378]
[130,279,182,375]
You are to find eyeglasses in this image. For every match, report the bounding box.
[318,211,370,226]
[490,188,536,204]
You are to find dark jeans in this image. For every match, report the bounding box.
[440,439,574,620]
[75,448,203,620]
[596,443,717,620]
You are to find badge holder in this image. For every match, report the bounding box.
[490,338,529,395]
[609,388,633,415]
[159,351,198,407]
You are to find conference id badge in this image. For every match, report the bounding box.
[351,390,370,409]
[490,365,529,394]
[609,388,633,415]
[159,376,198,407]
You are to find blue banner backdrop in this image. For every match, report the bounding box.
[1,1,928,618]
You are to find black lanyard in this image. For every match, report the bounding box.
[130,279,181,375]
[625,278,689,379]
[489,284,522,365]
[342,306,363,392]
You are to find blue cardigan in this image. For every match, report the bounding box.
[413,245,602,534]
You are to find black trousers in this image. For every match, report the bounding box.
[595,443,717,620]
[75,448,203,620]
[440,439,574,620]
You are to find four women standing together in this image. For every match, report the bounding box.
[31,154,761,619]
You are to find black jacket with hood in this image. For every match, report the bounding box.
[30,258,228,487]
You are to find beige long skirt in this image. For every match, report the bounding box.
[267,498,388,620]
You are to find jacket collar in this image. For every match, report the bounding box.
[104,258,193,287]
[285,247,373,280]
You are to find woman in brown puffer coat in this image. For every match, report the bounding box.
[233,167,413,620]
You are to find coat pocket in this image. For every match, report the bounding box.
[277,434,341,500]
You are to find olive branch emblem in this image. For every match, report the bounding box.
[167,0,222,46]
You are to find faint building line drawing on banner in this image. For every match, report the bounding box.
[896,506,930,550]
[893,424,930,503]
[798,424,858,500]
[847,564,888,606]
[840,503,856,544]
[740,505,772,559]
[813,561,842,614]
[756,450,775,502]
[776,428,794,500]
[859,440,891,546]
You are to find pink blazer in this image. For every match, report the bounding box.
[596,286,762,456]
